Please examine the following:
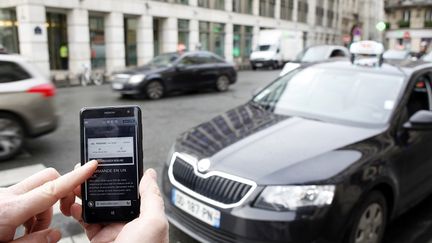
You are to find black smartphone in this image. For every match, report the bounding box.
[80,106,143,223]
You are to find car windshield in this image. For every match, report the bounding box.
[252,66,404,126]
[383,50,409,60]
[298,46,330,62]
[148,53,179,66]
[257,45,272,51]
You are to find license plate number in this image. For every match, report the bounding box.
[255,63,263,67]
[112,83,123,90]
[172,188,221,228]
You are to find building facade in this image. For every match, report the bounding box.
[385,0,432,52]
[0,0,365,77]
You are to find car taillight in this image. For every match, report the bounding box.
[27,83,56,97]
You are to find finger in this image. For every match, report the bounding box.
[60,191,75,216]
[70,203,102,240]
[10,160,98,226]
[31,207,53,232]
[139,169,165,218]
[73,185,81,199]
[23,216,36,234]
[74,163,80,170]
[11,228,61,243]
[9,168,60,194]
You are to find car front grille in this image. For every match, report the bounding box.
[169,154,255,207]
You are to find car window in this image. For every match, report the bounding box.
[178,55,200,65]
[406,75,432,117]
[330,49,347,58]
[197,53,224,64]
[0,61,31,83]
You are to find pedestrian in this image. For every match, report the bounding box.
[59,43,68,69]
[0,160,168,243]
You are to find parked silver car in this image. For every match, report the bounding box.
[0,54,57,161]
[279,45,349,76]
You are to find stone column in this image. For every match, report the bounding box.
[137,15,153,65]
[105,12,125,73]
[189,19,199,51]
[224,22,233,61]
[293,0,298,22]
[161,17,177,53]
[225,0,233,12]
[275,0,281,19]
[307,0,316,26]
[16,4,50,76]
[252,0,259,16]
[67,8,90,77]
[252,24,260,50]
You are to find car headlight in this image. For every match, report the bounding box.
[254,185,335,211]
[128,74,146,84]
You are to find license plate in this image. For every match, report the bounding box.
[112,83,123,90]
[255,63,263,67]
[172,188,221,228]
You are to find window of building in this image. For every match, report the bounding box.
[259,0,275,18]
[403,9,411,22]
[280,0,294,21]
[46,12,68,70]
[124,17,138,66]
[0,9,19,54]
[233,25,253,62]
[315,1,324,26]
[199,21,225,57]
[298,0,308,23]
[198,0,225,10]
[178,19,189,51]
[89,15,106,69]
[233,0,253,14]
[425,9,432,27]
[174,0,189,4]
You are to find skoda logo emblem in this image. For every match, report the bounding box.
[197,158,211,173]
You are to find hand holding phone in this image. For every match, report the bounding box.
[80,106,143,223]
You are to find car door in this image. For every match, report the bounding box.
[392,71,432,208]
[172,54,200,90]
[196,53,223,87]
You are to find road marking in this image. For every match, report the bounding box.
[0,164,46,187]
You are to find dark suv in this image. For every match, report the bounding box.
[162,59,432,243]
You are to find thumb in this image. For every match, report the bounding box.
[11,228,61,243]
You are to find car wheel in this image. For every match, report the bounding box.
[120,94,134,99]
[216,75,230,92]
[0,114,24,161]
[145,80,164,100]
[347,191,387,243]
[251,65,257,70]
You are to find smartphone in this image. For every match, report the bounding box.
[80,106,143,223]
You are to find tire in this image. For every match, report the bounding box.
[215,75,230,92]
[272,61,279,70]
[145,80,165,100]
[0,114,24,161]
[120,94,134,99]
[346,191,388,243]
[251,65,257,70]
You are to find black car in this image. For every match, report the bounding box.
[162,59,432,243]
[111,51,237,99]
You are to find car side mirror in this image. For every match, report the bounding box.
[403,110,432,130]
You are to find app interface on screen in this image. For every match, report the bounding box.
[84,117,139,210]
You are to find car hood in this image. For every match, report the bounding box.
[174,103,385,185]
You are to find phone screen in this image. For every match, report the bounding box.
[81,106,142,223]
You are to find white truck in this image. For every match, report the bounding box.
[250,29,303,70]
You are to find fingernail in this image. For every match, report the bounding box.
[145,168,157,180]
[47,229,62,243]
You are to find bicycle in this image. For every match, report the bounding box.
[79,64,105,86]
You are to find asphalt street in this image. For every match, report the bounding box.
[2,70,432,243]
